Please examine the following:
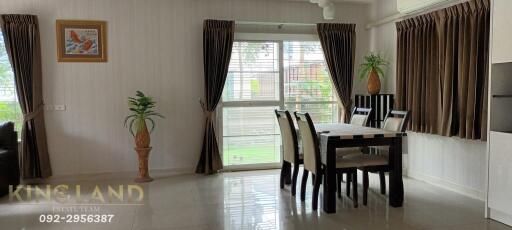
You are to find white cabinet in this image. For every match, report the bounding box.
[488,2,512,225]
[488,131,512,226]
[492,0,512,64]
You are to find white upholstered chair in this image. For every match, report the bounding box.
[294,112,361,209]
[275,110,302,196]
[357,110,410,205]
[336,107,372,198]
[336,107,372,158]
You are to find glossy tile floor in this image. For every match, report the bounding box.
[0,169,511,230]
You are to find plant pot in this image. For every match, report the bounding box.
[367,68,381,95]
[135,120,150,148]
[135,147,153,183]
[134,120,153,182]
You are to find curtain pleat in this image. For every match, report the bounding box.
[1,14,51,178]
[396,0,489,140]
[316,23,356,122]
[195,20,234,174]
[397,15,439,134]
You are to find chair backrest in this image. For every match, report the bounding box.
[294,112,321,174]
[382,110,410,132]
[275,110,299,164]
[350,107,372,126]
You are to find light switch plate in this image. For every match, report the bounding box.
[54,105,66,111]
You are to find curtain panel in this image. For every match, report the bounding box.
[1,14,52,178]
[195,19,234,174]
[435,0,490,140]
[396,14,440,134]
[395,0,490,140]
[317,23,356,122]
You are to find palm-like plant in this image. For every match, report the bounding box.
[124,91,164,137]
[358,53,388,80]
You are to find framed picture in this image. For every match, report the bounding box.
[56,20,107,62]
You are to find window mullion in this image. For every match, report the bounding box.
[278,40,284,110]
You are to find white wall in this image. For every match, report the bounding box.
[368,0,398,93]
[0,0,370,177]
[369,0,487,200]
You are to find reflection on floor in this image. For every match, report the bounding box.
[0,169,510,230]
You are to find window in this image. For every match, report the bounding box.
[220,39,338,167]
[0,34,22,133]
[283,41,338,123]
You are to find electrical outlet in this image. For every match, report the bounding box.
[54,105,66,111]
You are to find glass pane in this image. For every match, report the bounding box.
[223,106,280,166]
[283,41,335,103]
[223,41,279,102]
[220,40,341,168]
[285,103,338,124]
[0,34,22,133]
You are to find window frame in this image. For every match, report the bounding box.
[218,33,339,171]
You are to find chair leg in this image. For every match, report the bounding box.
[300,170,309,201]
[291,164,299,196]
[337,173,342,199]
[346,172,351,197]
[280,162,286,189]
[312,172,322,211]
[352,171,358,208]
[284,162,292,185]
[379,171,386,195]
[363,170,369,206]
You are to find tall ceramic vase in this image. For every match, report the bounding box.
[134,120,153,183]
[367,68,381,95]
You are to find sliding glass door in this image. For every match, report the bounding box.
[221,41,281,168]
[220,38,338,169]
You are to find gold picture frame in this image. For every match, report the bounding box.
[56,20,107,62]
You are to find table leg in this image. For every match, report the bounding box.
[389,137,404,207]
[323,143,336,213]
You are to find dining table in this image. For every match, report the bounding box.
[314,123,406,214]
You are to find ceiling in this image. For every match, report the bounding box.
[281,0,376,3]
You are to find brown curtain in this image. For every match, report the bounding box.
[396,14,440,134]
[395,0,489,140]
[435,0,490,140]
[317,23,356,122]
[196,20,234,174]
[1,15,51,178]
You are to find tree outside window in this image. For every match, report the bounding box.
[0,34,22,133]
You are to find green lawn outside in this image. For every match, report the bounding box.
[223,146,280,166]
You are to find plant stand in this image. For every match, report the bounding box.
[134,147,153,183]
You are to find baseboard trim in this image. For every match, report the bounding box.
[489,208,512,226]
[407,170,485,201]
[21,167,195,184]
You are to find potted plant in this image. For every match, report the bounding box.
[124,91,164,182]
[358,52,388,95]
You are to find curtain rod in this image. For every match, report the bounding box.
[236,21,316,27]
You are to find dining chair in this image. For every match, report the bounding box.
[348,107,373,126]
[357,109,410,205]
[275,110,302,196]
[338,107,373,161]
[294,112,361,210]
[337,107,372,199]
